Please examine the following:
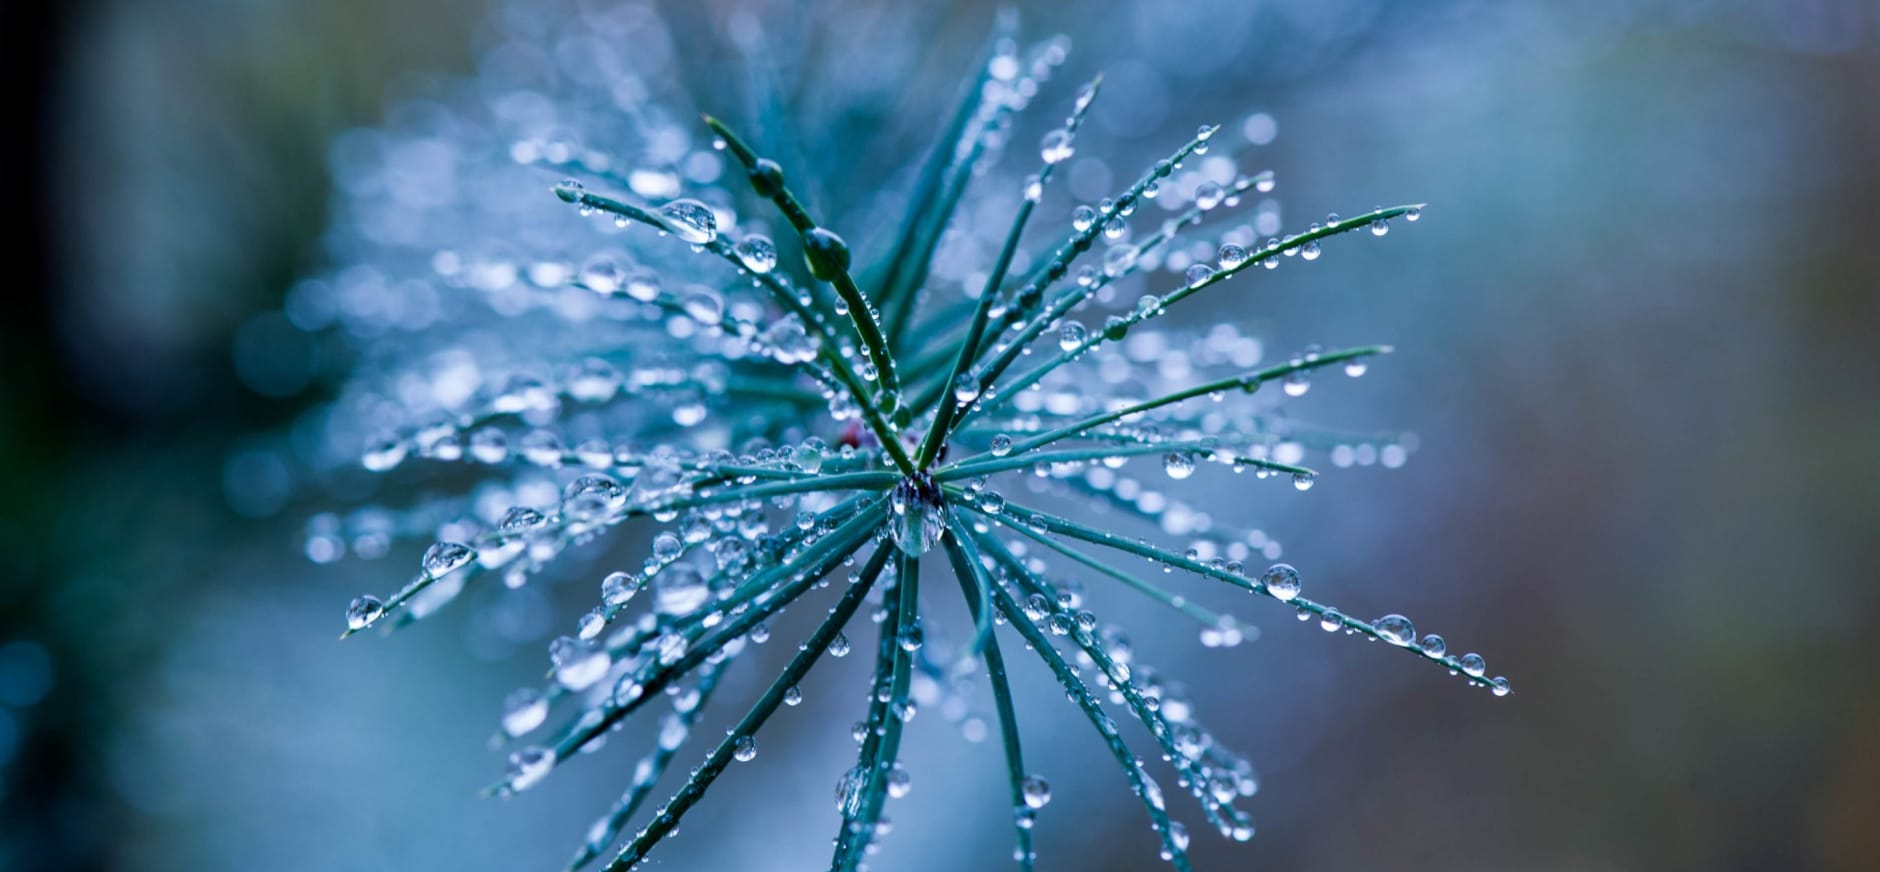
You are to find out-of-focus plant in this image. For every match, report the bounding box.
[298,5,1509,869]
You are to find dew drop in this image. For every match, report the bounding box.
[1491,676,1511,697]
[657,198,718,244]
[1459,653,1487,677]
[1020,774,1052,809]
[1163,452,1196,480]
[1282,371,1311,397]
[1372,614,1416,646]
[1419,634,1446,657]
[1039,129,1076,165]
[1185,263,1216,288]
[1300,241,1322,261]
[733,735,757,762]
[506,746,556,791]
[1291,472,1315,491]
[1218,244,1248,269]
[1058,320,1088,351]
[423,541,475,577]
[346,595,385,631]
[502,687,549,736]
[1260,563,1301,601]
[734,234,778,274]
[1195,182,1225,211]
[990,434,1014,457]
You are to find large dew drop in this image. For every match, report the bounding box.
[657,198,718,244]
[422,541,474,577]
[889,476,946,556]
[1372,614,1416,646]
[346,595,385,631]
[1259,563,1301,601]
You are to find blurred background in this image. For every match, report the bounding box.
[5,0,1879,869]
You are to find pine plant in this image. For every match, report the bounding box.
[305,7,1509,870]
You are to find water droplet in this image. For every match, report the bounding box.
[1370,219,1390,236]
[346,595,385,630]
[828,633,852,658]
[657,198,718,244]
[1163,452,1196,480]
[506,746,555,791]
[1040,129,1075,165]
[1185,263,1216,288]
[362,432,407,472]
[652,532,683,562]
[1372,614,1416,646]
[733,735,757,762]
[1319,609,1344,632]
[835,765,867,815]
[1282,371,1310,397]
[1491,676,1511,697]
[500,506,546,534]
[887,765,912,798]
[1459,653,1487,677]
[784,686,803,706]
[1300,241,1322,261]
[990,434,1014,457]
[551,636,611,691]
[954,374,982,404]
[1260,563,1301,601]
[654,564,710,616]
[1418,634,1446,657]
[888,476,946,556]
[734,234,778,274]
[423,541,474,577]
[502,687,549,736]
[1195,182,1225,211]
[1344,358,1368,378]
[1020,774,1052,809]
[1023,174,1044,203]
[1218,244,1248,269]
[1058,320,1088,351]
[1405,207,1422,222]
[1291,472,1315,491]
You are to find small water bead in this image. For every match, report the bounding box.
[1300,241,1322,261]
[1252,170,1277,193]
[652,532,683,562]
[886,766,912,798]
[1218,244,1248,269]
[1291,472,1315,491]
[1344,358,1369,378]
[783,686,803,706]
[1372,614,1416,646]
[1418,634,1447,657]
[1260,563,1301,601]
[1103,217,1128,241]
[1163,452,1196,480]
[500,506,546,534]
[1459,653,1487,677]
[552,179,585,203]
[578,252,626,294]
[362,432,407,472]
[506,746,555,792]
[1370,219,1390,236]
[733,735,757,762]
[1058,320,1087,351]
[828,633,851,658]
[1023,174,1044,203]
[1405,206,1422,221]
[423,541,474,577]
[657,198,718,244]
[501,687,549,737]
[954,374,982,404]
[577,608,606,640]
[734,234,778,274]
[551,636,611,691]
[1184,263,1216,288]
[1071,205,1097,232]
[835,765,867,815]
[990,434,1014,457]
[1195,181,1225,211]
[1020,774,1052,809]
[469,428,508,463]
[1039,129,1076,165]
[1319,609,1344,632]
[1282,371,1311,397]
[345,595,385,630]
[1491,676,1512,697]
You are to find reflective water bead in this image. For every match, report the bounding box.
[657,198,718,244]
[1282,371,1310,397]
[469,427,508,463]
[551,636,611,691]
[1459,653,1487,677]
[733,735,757,762]
[1020,774,1052,809]
[1023,174,1044,203]
[1319,609,1344,632]
[1372,614,1416,646]
[828,633,852,657]
[1370,218,1390,236]
[784,685,803,706]
[578,252,625,294]
[423,541,474,577]
[734,234,778,274]
[835,765,867,815]
[1405,207,1422,221]
[1418,634,1446,657]
[1185,263,1216,287]
[1218,244,1248,269]
[1260,563,1301,601]
[362,432,407,472]
[1072,205,1097,232]
[1491,676,1512,697]
[1195,182,1225,211]
[652,532,683,562]
[1039,129,1075,165]
[1344,357,1369,378]
[346,595,385,630]
[887,765,912,798]
[1058,320,1087,351]
[1163,452,1196,480]
[506,746,555,791]
[577,608,606,640]
[1300,241,1322,260]
[990,434,1014,457]
[502,687,549,736]
[1291,472,1315,491]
